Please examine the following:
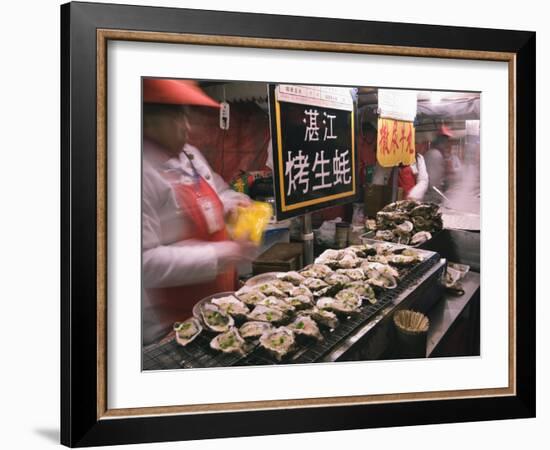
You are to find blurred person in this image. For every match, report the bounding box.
[423,125,453,202]
[372,153,429,201]
[142,79,255,345]
[444,145,463,189]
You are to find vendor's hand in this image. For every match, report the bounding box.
[226,197,252,222]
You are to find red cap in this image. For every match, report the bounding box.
[439,125,454,138]
[143,78,220,107]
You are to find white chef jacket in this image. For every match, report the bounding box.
[371,154,429,201]
[142,140,248,345]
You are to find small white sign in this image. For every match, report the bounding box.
[276,84,353,111]
[219,101,230,129]
[378,89,418,121]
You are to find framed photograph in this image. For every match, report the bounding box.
[61,1,535,447]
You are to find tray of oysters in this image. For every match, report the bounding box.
[173,242,426,363]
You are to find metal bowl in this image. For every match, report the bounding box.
[244,272,284,287]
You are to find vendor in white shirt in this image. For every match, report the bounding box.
[142,78,255,345]
[372,153,429,201]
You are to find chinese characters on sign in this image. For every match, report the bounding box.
[271,84,356,220]
[376,118,416,167]
[285,110,351,196]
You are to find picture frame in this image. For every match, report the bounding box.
[60,1,535,447]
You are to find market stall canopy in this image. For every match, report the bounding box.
[201,81,269,103]
[416,96,480,120]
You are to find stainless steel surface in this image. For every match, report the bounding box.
[321,258,446,362]
[302,213,314,265]
[419,229,480,272]
[426,271,480,356]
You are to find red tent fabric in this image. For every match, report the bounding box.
[185,102,270,182]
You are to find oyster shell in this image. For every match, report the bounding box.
[247,305,285,323]
[269,279,296,295]
[395,220,414,234]
[410,231,432,246]
[258,296,295,314]
[411,215,431,231]
[375,230,396,242]
[303,307,340,329]
[314,282,346,299]
[386,254,420,266]
[374,242,396,255]
[361,261,399,279]
[173,318,202,347]
[345,244,377,258]
[337,253,361,268]
[210,327,247,355]
[235,287,267,306]
[336,268,365,281]
[302,277,329,291]
[286,294,314,310]
[210,295,250,319]
[382,199,419,212]
[259,327,296,361]
[315,249,343,264]
[288,315,323,341]
[376,211,410,228]
[200,303,234,333]
[367,273,398,289]
[289,285,314,299]
[335,289,363,309]
[410,203,439,217]
[278,271,305,286]
[324,272,351,286]
[316,295,361,315]
[345,281,377,304]
[300,264,333,278]
[254,283,286,298]
[239,321,273,339]
[367,254,389,264]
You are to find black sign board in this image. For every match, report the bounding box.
[268,84,357,220]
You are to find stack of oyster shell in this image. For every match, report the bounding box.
[374,200,442,245]
[173,242,425,362]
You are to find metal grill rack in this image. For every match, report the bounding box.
[143,252,440,371]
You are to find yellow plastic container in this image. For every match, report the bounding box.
[228,201,273,244]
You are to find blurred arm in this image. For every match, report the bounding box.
[408,154,429,200]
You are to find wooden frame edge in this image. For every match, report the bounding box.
[95,28,517,420]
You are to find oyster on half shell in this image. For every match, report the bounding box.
[210,295,250,319]
[258,296,295,314]
[288,315,323,341]
[286,294,314,310]
[200,303,234,333]
[259,327,296,361]
[336,268,365,281]
[247,305,285,324]
[302,277,329,291]
[210,327,248,355]
[239,321,273,339]
[173,318,202,347]
[278,271,305,286]
[235,287,267,306]
[324,272,351,286]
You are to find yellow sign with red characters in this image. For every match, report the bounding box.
[376,118,416,167]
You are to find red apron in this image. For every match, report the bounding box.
[398,166,417,197]
[387,166,417,198]
[146,169,236,329]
